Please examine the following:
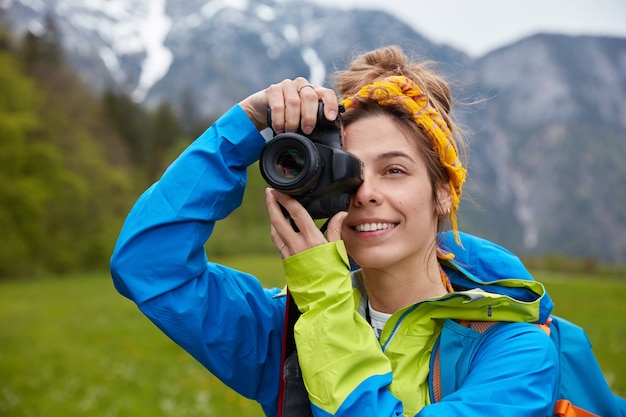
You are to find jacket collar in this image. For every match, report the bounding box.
[350,231,554,324]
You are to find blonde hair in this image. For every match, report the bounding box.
[333,46,458,135]
[332,45,467,236]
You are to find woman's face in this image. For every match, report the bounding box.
[341,115,450,270]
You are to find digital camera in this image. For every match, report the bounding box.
[259,102,363,219]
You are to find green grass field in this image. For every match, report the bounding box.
[1,259,624,416]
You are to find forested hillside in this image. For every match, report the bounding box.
[6,1,626,264]
[0,19,188,278]
[0,15,283,279]
[2,13,625,279]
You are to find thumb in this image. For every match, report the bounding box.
[326,211,347,242]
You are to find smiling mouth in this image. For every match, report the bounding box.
[354,222,397,232]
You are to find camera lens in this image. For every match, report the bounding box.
[259,133,320,194]
[275,148,305,179]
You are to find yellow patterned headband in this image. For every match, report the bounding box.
[340,75,466,243]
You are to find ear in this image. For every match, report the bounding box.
[435,182,452,216]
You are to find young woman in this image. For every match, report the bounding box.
[111,45,558,416]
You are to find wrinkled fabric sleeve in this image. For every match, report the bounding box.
[110,105,285,415]
[283,241,405,417]
[420,322,558,417]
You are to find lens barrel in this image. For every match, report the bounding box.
[259,133,321,194]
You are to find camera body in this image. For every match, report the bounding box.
[259,102,363,219]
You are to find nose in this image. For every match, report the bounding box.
[352,174,382,207]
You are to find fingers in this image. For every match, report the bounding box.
[265,78,339,135]
[318,88,340,122]
[239,77,340,133]
[269,224,288,259]
[266,188,298,258]
[266,80,299,133]
[298,83,320,134]
[265,188,330,257]
[326,211,347,242]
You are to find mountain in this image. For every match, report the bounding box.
[2,0,470,113]
[462,34,626,262]
[3,0,626,263]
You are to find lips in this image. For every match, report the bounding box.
[354,222,397,232]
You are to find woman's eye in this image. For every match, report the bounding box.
[386,166,405,175]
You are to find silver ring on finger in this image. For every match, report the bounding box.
[280,242,287,250]
[297,84,315,94]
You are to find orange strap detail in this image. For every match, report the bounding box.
[536,316,553,336]
[554,400,601,417]
[458,320,498,333]
[431,345,442,402]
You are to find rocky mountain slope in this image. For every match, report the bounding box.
[3,0,626,262]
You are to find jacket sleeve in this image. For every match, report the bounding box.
[110,105,285,415]
[419,321,559,417]
[283,241,405,417]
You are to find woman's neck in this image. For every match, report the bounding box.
[361,256,448,314]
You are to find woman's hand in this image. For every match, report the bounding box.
[244,77,343,257]
[266,188,347,259]
[239,77,339,134]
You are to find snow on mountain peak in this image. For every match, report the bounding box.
[5,0,332,99]
[201,0,248,19]
[133,0,172,101]
[4,0,174,101]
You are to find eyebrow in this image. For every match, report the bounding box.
[375,151,416,163]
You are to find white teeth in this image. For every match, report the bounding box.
[355,223,394,232]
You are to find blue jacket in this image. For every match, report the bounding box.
[111,104,559,416]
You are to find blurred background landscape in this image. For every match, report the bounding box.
[1,0,625,415]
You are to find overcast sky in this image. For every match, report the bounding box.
[297,0,626,56]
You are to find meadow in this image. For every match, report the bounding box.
[1,257,624,417]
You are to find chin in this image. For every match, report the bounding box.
[348,249,394,271]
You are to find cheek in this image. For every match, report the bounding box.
[402,193,438,218]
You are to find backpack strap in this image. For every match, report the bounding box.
[431,319,604,417]
[547,316,621,417]
[431,341,442,402]
[431,320,498,402]
[457,320,499,333]
[553,399,600,417]
[278,291,313,417]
